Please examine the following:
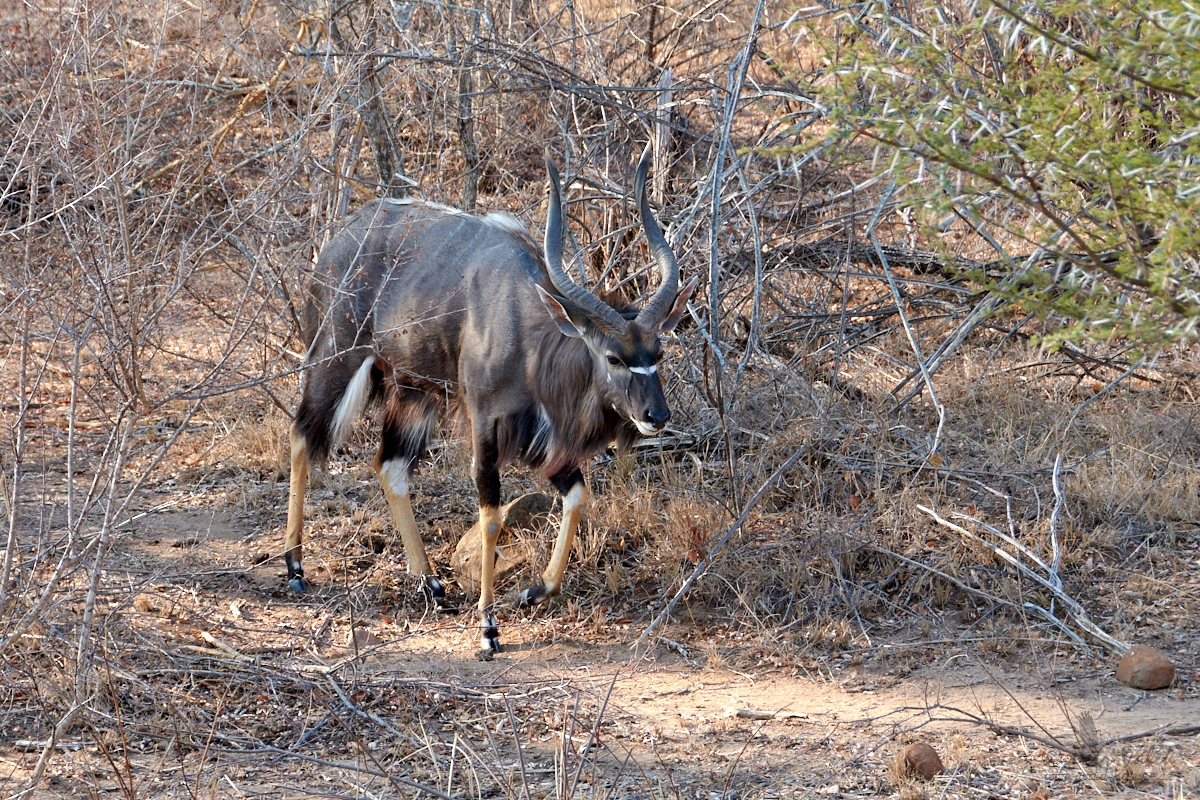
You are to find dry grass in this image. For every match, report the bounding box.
[0,0,1197,797]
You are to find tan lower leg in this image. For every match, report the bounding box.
[476,505,502,612]
[284,426,308,570]
[375,456,431,576]
[541,483,587,596]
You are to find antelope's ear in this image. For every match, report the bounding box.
[536,285,586,339]
[659,276,698,335]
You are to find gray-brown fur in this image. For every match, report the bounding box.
[285,147,697,658]
[294,200,634,475]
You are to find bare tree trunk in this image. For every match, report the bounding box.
[644,2,659,69]
[453,19,480,211]
[507,0,531,31]
[330,4,410,199]
[653,68,673,205]
[358,44,409,199]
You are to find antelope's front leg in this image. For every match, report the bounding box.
[474,439,504,660]
[520,469,587,607]
[476,504,504,659]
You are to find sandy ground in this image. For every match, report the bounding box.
[2,507,1197,799]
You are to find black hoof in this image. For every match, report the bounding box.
[423,576,458,612]
[478,616,500,660]
[518,582,550,607]
[288,576,307,593]
[424,576,446,602]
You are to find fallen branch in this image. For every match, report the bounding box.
[914,704,1199,762]
[326,675,421,748]
[913,703,1101,762]
[917,503,1128,655]
[199,631,242,658]
[1105,724,1200,744]
[736,709,810,721]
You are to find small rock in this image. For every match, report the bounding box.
[1116,645,1175,690]
[500,492,555,530]
[348,627,380,650]
[894,742,943,780]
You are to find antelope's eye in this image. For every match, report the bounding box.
[606,354,623,368]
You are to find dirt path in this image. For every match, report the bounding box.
[339,610,1200,795]
[7,508,1195,799]
[375,621,1200,744]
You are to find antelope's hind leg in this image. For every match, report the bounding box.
[519,468,587,608]
[283,423,310,592]
[285,352,377,592]
[375,390,448,607]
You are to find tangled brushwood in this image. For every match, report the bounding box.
[0,0,1197,796]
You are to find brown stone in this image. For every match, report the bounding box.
[1115,645,1175,690]
[451,493,555,595]
[348,627,380,650]
[894,742,943,780]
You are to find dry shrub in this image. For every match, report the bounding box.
[1,0,1198,795]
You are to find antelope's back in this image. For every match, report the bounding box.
[306,199,549,389]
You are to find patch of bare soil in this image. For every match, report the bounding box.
[2,507,1195,799]
[338,622,1200,796]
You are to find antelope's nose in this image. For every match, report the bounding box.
[644,407,670,431]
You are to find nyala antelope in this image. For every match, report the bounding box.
[284,146,697,658]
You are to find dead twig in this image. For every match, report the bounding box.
[326,674,422,748]
[912,703,1100,761]
[868,187,946,460]
[635,444,809,648]
[917,503,1128,655]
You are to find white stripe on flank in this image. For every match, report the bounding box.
[482,212,527,237]
[381,200,526,236]
[381,198,467,217]
[628,365,658,376]
[330,356,375,446]
[529,403,555,455]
